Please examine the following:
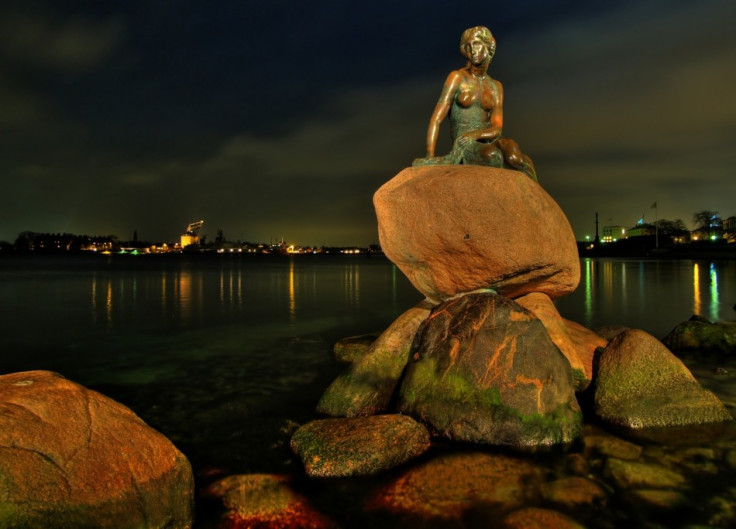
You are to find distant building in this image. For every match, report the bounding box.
[724,216,736,242]
[602,225,628,243]
[627,224,654,238]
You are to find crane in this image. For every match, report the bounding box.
[184,220,204,236]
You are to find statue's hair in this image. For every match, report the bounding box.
[459,26,496,61]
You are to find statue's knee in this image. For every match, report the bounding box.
[506,153,521,167]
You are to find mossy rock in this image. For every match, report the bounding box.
[333,333,379,363]
[662,317,736,354]
[290,415,430,478]
[204,474,335,528]
[398,293,582,448]
[593,329,733,430]
[317,303,431,417]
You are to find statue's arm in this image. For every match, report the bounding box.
[425,71,463,157]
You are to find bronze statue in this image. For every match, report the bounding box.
[413,26,537,181]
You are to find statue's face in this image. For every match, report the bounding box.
[467,38,492,66]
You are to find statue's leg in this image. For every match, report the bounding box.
[459,141,502,167]
[497,138,538,182]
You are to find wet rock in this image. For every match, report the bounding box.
[664,446,719,474]
[374,165,580,303]
[367,452,542,521]
[605,458,686,489]
[290,415,430,478]
[624,489,688,509]
[540,476,607,508]
[565,453,592,477]
[726,449,736,470]
[582,426,643,460]
[398,293,582,448]
[317,302,431,417]
[332,333,378,363]
[593,329,733,429]
[662,318,736,354]
[516,292,603,390]
[0,370,194,529]
[503,507,586,529]
[708,495,736,527]
[204,474,335,529]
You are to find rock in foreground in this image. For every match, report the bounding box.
[290,415,430,478]
[0,370,193,529]
[367,452,542,521]
[374,165,580,302]
[398,293,582,448]
[593,329,733,429]
[204,474,335,528]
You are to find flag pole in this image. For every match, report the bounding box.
[652,201,659,248]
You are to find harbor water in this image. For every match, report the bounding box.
[1,254,735,527]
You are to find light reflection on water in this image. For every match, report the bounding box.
[2,255,736,528]
[555,258,736,338]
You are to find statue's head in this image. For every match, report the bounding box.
[459,26,496,67]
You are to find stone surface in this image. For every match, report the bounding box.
[367,452,542,521]
[623,489,688,510]
[604,458,686,489]
[563,319,608,375]
[503,507,586,529]
[540,477,607,508]
[374,165,580,302]
[332,333,378,363]
[290,415,430,478]
[204,474,334,529]
[516,292,606,390]
[0,370,193,529]
[398,292,582,448]
[317,302,431,417]
[582,425,643,460]
[662,317,736,354]
[593,329,733,429]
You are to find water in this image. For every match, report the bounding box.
[1,254,735,527]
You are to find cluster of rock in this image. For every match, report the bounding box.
[289,165,732,482]
[206,411,736,528]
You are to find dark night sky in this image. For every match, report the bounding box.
[1,0,735,245]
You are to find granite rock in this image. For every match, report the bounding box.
[593,329,733,429]
[317,302,431,417]
[398,292,582,448]
[290,415,430,478]
[0,370,193,529]
[374,165,580,303]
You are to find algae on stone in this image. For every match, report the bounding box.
[317,303,431,417]
[398,293,582,448]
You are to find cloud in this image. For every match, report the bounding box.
[0,7,124,72]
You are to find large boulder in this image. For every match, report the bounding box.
[0,370,193,529]
[317,302,431,417]
[593,329,733,429]
[373,165,580,302]
[397,293,582,448]
[290,415,430,478]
